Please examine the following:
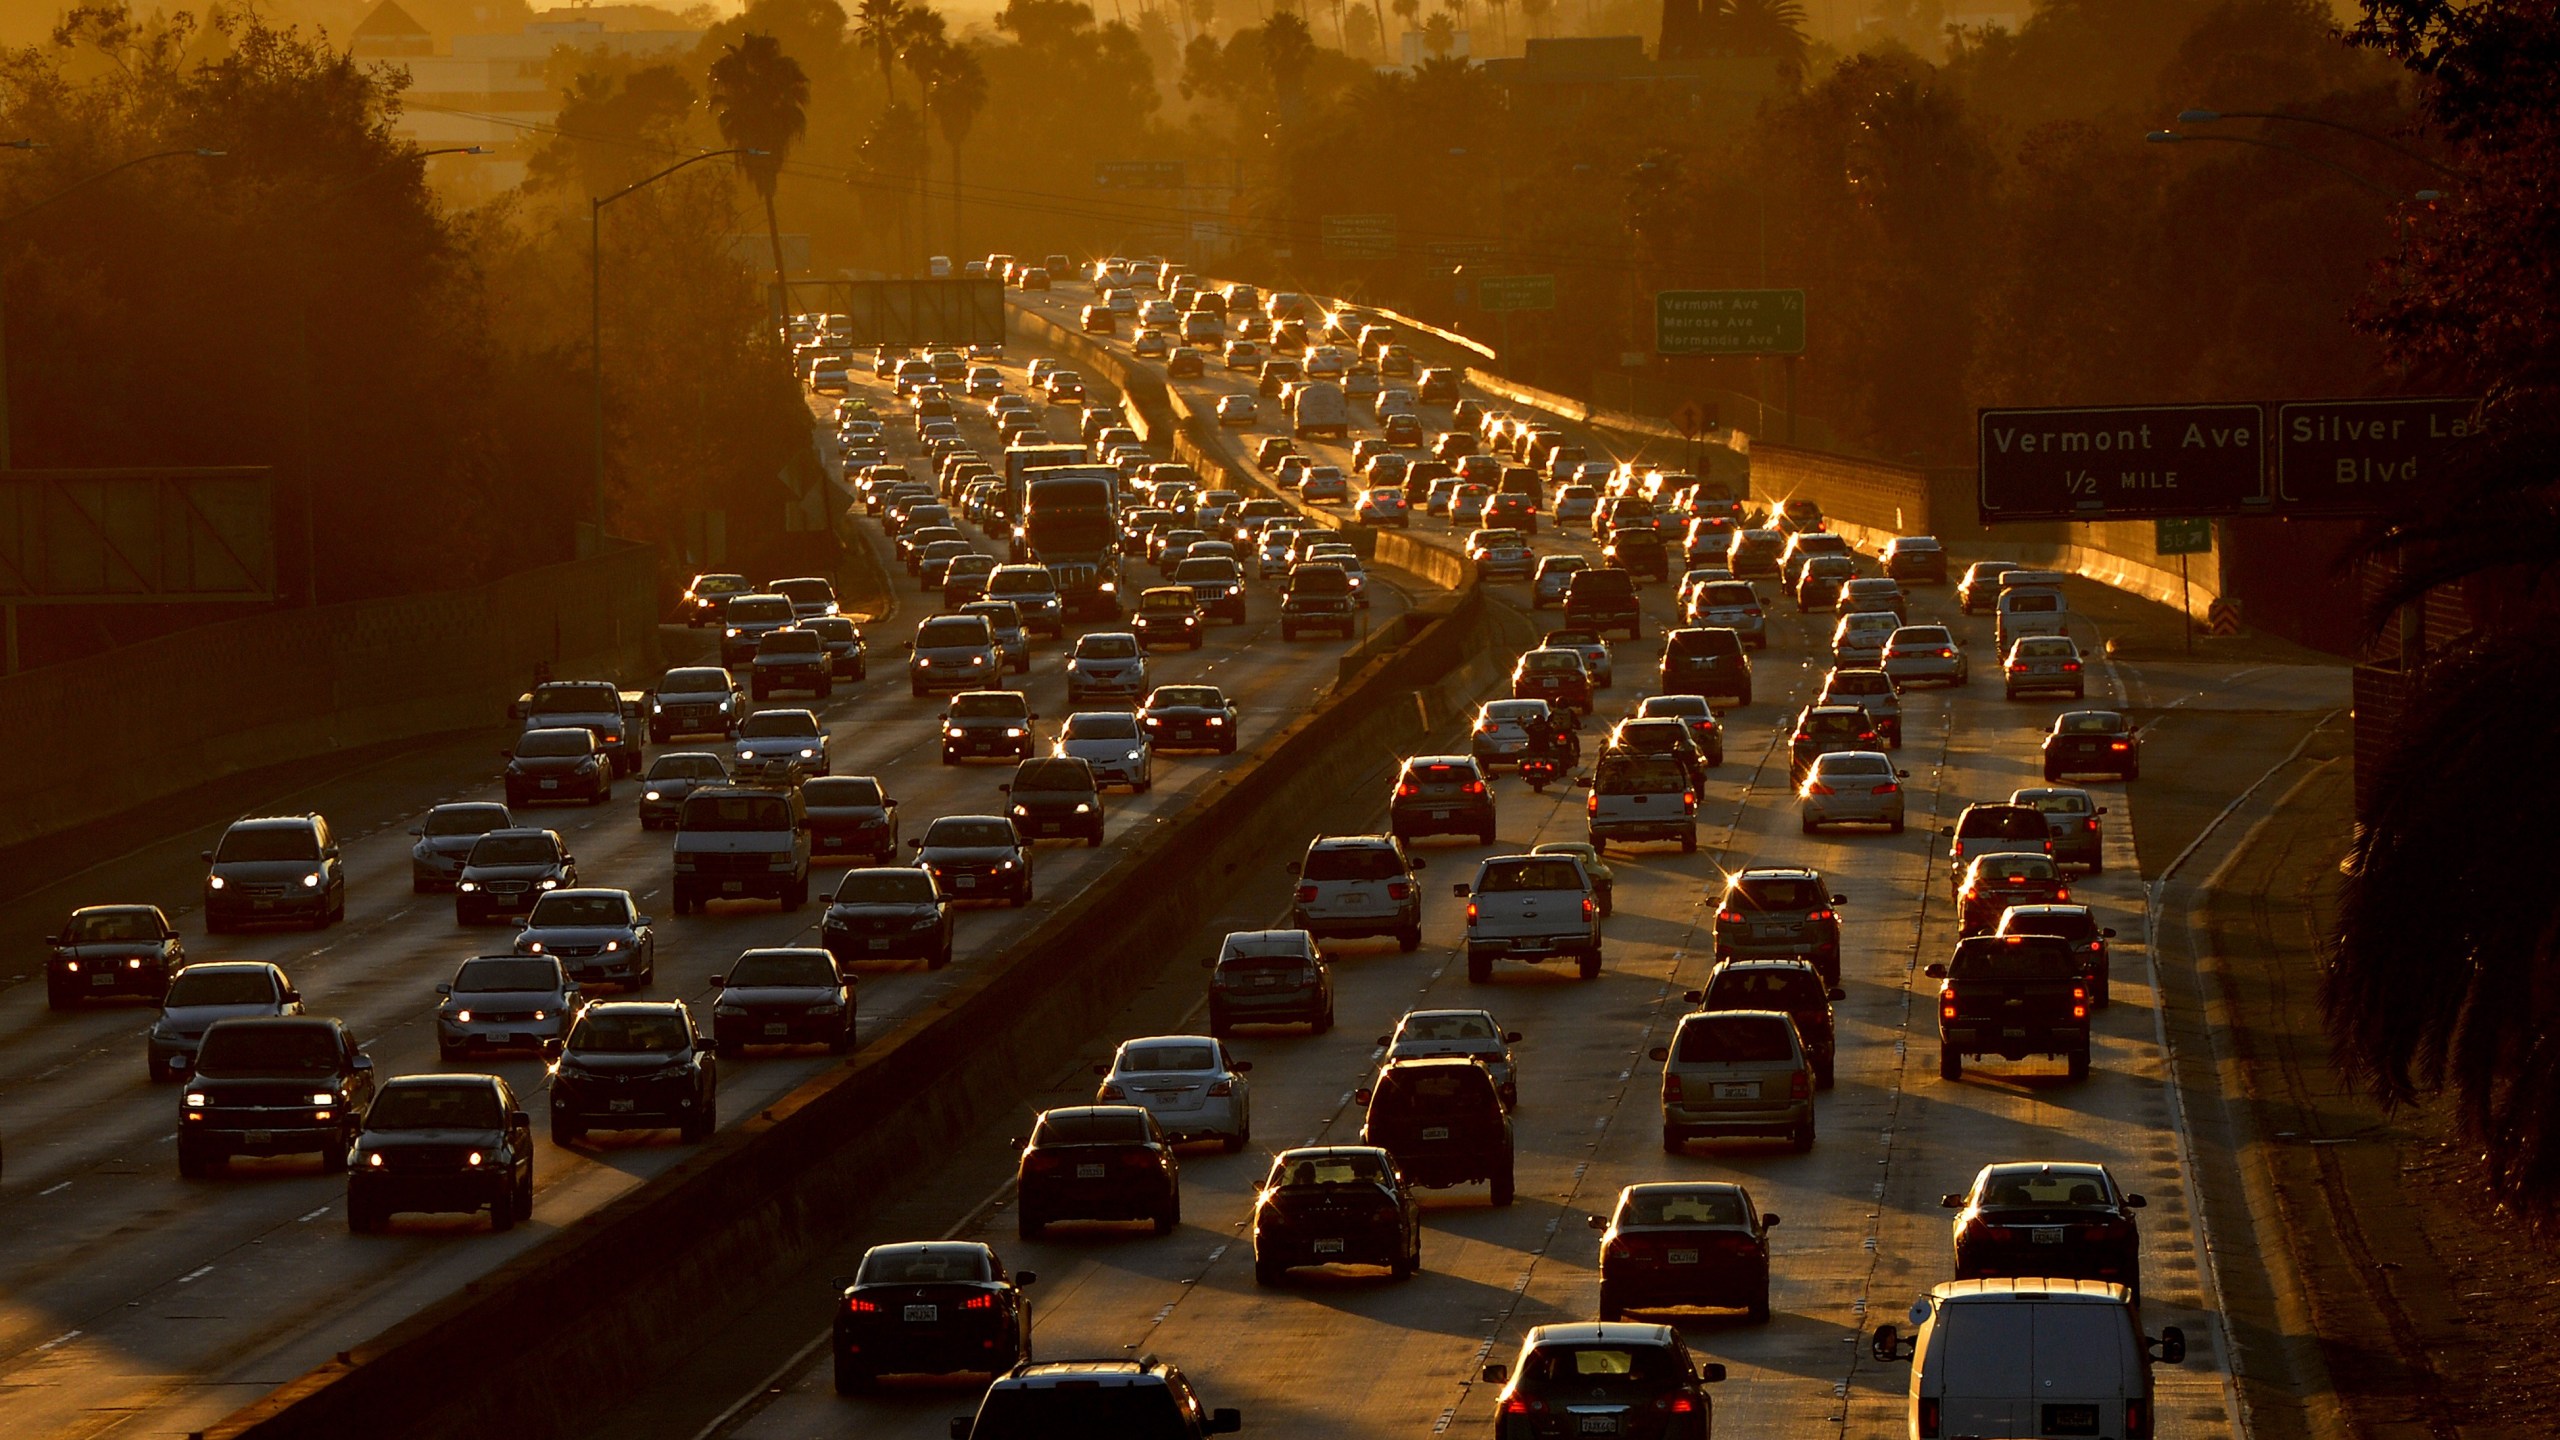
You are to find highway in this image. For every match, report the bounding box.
[682,272,2282,1439]
[0,339,1400,1440]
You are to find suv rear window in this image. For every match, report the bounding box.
[1732,876,1822,909]
[1948,935,2079,977]
[1665,629,1739,657]
[1372,1066,1496,1116]
[1674,1014,1797,1063]
[1012,759,1091,791]
[969,1386,1185,1439]
[1302,843,1407,881]
[2001,909,2098,941]
[1959,806,2049,840]
[1477,858,1582,892]
[1705,968,1823,1009]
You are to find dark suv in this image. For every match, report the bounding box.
[1014,1105,1181,1238]
[1357,1056,1515,1206]
[46,904,183,1010]
[345,1073,534,1233]
[1563,567,1643,640]
[178,1015,375,1176]
[952,1357,1241,1439]
[1713,868,1848,984]
[1659,626,1752,706]
[544,1000,720,1143]
[1690,958,1844,1088]
[1387,755,1497,846]
[942,690,1038,764]
[202,813,345,933]
[751,627,835,700]
[1005,757,1104,846]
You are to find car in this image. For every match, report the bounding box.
[1140,684,1239,754]
[1634,694,1724,765]
[1014,1104,1182,1238]
[1133,328,1170,358]
[1554,484,1600,527]
[732,706,832,782]
[543,1000,718,1143]
[1456,851,1604,982]
[1511,647,1595,715]
[941,554,1000,608]
[1603,526,1671,581]
[910,814,1033,906]
[1831,609,1901,668]
[1251,1145,1421,1285]
[1788,703,1880,783]
[1376,1007,1521,1110]
[2003,635,2088,699]
[345,1074,534,1233]
[202,813,345,933]
[1590,1181,1778,1322]
[1530,554,1588,608]
[1094,1034,1251,1150]
[1204,929,1333,1036]
[940,689,1037,764]
[1544,627,1616,688]
[1996,901,2118,1006]
[638,751,729,830]
[1482,1323,1727,1431]
[1388,754,1497,846]
[1958,559,2022,613]
[1714,867,1847,983]
[1799,750,1911,833]
[1289,834,1426,951]
[1449,482,1493,525]
[435,952,581,1058]
[1470,697,1563,770]
[1131,586,1206,652]
[1654,1007,1817,1153]
[1659,625,1753,706]
[2011,785,2108,870]
[1818,666,1903,747]
[1214,393,1256,424]
[1692,955,1842,1088]
[1055,710,1153,792]
[710,946,854,1054]
[801,774,900,862]
[45,904,183,1010]
[1607,716,1709,790]
[511,886,655,989]
[718,592,797,666]
[2043,708,2141,780]
[1253,435,1296,468]
[502,725,613,808]
[824,860,954,973]
[1882,624,1969,686]
[1726,526,1785,579]
[1841,576,1909,621]
[915,540,977,591]
[1357,1055,1514,1205]
[957,599,1032,674]
[178,1014,375,1176]
[1563,568,1643,640]
[950,1356,1239,1438]
[832,1242,1035,1394]
[648,666,745,742]
[679,572,753,626]
[1006,756,1104,845]
[770,575,839,620]
[454,827,575,926]
[1300,465,1351,503]
[406,801,513,893]
[984,566,1067,637]
[1352,485,1408,526]
[1794,553,1859,611]
[147,960,299,1082]
[1778,530,1852,587]
[1464,527,1533,581]
[1944,1161,2146,1299]
[1956,852,2073,935]
[1944,801,2057,894]
[1882,534,1948,582]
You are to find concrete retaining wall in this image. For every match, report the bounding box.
[0,544,660,851]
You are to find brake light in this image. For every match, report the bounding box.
[844,1297,880,1313]
[1466,901,1479,923]
[1717,908,1743,923]
[1582,896,1596,919]
[1661,1068,1685,1102]
[2109,740,2129,751]
[1872,782,1900,794]
[1099,1082,1126,1099]
[1790,1069,1810,1100]
[1792,731,1810,743]
[2063,661,2082,671]
[1587,793,1599,815]
[2125,1400,2151,1440]
[1463,780,1487,795]
[1919,1398,1942,1439]
[1122,1148,1159,1168]
[1388,881,1410,901]
[1503,1397,1546,1415]
[1296,884,1318,903]
[1951,840,1966,859]
[1655,1395,1696,1414]
[1207,1078,1236,1096]
[2073,984,2089,1020]
[962,1293,996,1310]
[1938,647,1953,657]
[1025,1153,1062,1173]
[2085,817,2101,830]
[1809,909,1835,922]
[1806,782,1836,796]
[2056,886,2071,902]
[1940,988,1959,1022]
[1396,781,1420,797]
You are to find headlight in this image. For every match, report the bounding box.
[525,941,544,953]
[455,1009,473,1022]
[968,655,986,665]
[645,790,662,801]
[1073,803,1092,814]
[947,727,966,738]
[604,940,621,952]
[309,1092,337,1106]
[1012,805,1030,815]
[1099,581,1117,593]
[466,1151,485,1167]
[916,657,932,667]
[726,627,741,637]
[185,1091,208,1106]
[459,881,479,892]
[533,1009,549,1021]
[367,1152,385,1167]
[740,749,757,761]
[539,878,559,890]
[998,859,1017,870]
[1004,728,1025,738]
[1126,749,1144,761]
[799,747,817,758]
[207,875,225,890]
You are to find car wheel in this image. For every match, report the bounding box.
[1790,1118,1815,1153]
[1254,1254,1283,1287]
[1153,1201,1178,1237]
[1467,951,1491,983]
[177,1140,213,1178]
[1208,1009,1231,1039]
[1816,1054,1836,1090]
[681,1106,715,1143]
[1748,1283,1772,1324]
[489,1181,519,1231]
[2088,851,2105,875]
[1490,1159,1515,1207]
[833,1357,873,1396]
[2067,1045,2093,1081]
[1478,827,1496,846]
[412,875,432,896]
[1598,1284,1624,1322]
[1579,948,1602,981]
[1938,1047,1962,1082]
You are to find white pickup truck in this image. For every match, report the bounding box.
[1454,853,1603,984]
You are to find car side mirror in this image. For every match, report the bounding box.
[1897,770,1911,778]
[1681,988,1704,1003]
[1924,963,1948,979]
[352,1053,374,1072]
[1208,1409,1242,1435]
[1450,883,1470,898]
[999,784,1012,794]
[908,839,924,850]
[2127,1193,2147,1208]
[2096,806,2109,815]
[2152,1326,2186,1364]
[436,983,452,996]
[1648,1045,1669,1062]
[1409,856,1426,870]
[284,988,302,1002]
[1700,1362,1728,1384]
[1872,1324,1911,1361]
[542,1037,565,1060]
[200,850,215,862]
[510,1110,530,1127]
[1940,1193,1965,1208]
[408,826,425,837]
[1586,1214,1608,1230]
[1831,893,1848,904]
[1014,1269,1036,1286]
[1353,1087,1372,1106]
[950,1420,971,1440]
[1284,860,1301,876]
[697,1037,719,1056]
[1761,1213,1780,1228]
[1939,825,1954,837]
[708,976,726,988]
[1505,1030,1522,1043]
[1828,985,1848,1001]
[1234,1060,1252,1073]
[635,915,653,927]
[1481,1363,1508,1384]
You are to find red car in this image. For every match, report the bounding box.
[1955,853,2070,935]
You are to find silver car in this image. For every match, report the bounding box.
[1065,631,1150,705]
[147,961,300,1081]
[2011,785,2107,869]
[1469,698,1556,770]
[1883,625,1969,686]
[1817,667,1903,748]
[2003,635,2087,699]
[908,614,1001,696]
[435,953,581,1058]
[1056,710,1153,792]
[638,751,730,830]
[1654,1009,1816,1153]
[1831,610,1900,668]
[1798,750,1910,833]
[1691,580,1769,649]
[1379,1007,1520,1109]
[1095,1034,1252,1150]
[958,599,1031,674]
[1290,834,1424,951]
[1531,555,1588,609]
[733,708,831,781]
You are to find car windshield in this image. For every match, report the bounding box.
[455,957,562,992]
[1077,635,1140,659]
[919,619,994,646]
[683,793,791,831]
[649,754,727,781]
[691,576,750,597]
[1064,714,1139,741]
[164,967,274,1006]
[927,818,1016,847]
[1733,877,1822,910]
[740,712,820,739]
[952,693,1028,718]
[570,1011,690,1054]
[2018,637,2077,657]
[729,950,837,987]
[1952,936,2080,978]
[1620,1189,1745,1226]
[1276,1153,1391,1187]
[2060,712,2126,734]
[469,833,557,865]
[836,869,937,904]
[1675,1014,1796,1063]
[422,806,506,837]
[759,632,824,656]
[1014,760,1091,791]
[197,1023,341,1074]
[1520,652,1581,672]
[727,597,791,623]
[1971,855,2058,883]
[1153,687,1221,708]
[526,893,627,927]
[1640,697,1708,718]
[1483,702,1547,724]
[1979,1167,2113,1206]
[1122,1043,1217,1072]
[217,826,318,862]
[66,909,160,942]
[804,777,884,807]
[1478,859,1583,892]
[1525,1346,1679,1388]
[857,1246,992,1285]
[1035,1111,1149,1145]
[517,729,591,758]
[366,1082,503,1131]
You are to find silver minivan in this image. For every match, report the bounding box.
[1652,1009,1816,1154]
[1871,1279,2187,1440]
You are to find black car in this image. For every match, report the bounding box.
[953,1357,1240,1440]
[2043,709,2142,781]
[1788,703,1879,783]
[1511,648,1594,715]
[1387,755,1497,846]
[942,690,1038,764]
[1139,684,1240,754]
[1602,526,1671,582]
[804,774,900,863]
[46,904,183,1010]
[1251,1145,1421,1284]
[1204,929,1333,1035]
[824,866,953,969]
[1005,757,1104,846]
[1944,1160,2146,1300]
[648,665,744,742]
[1563,567,1643,640]
[203,812,345,933]
[834,1241,1034,1394]
[345,1073,534,1233]
[1590,1181,1778,1322]
[638,751,730,831]
[503,726,614,808]
[710,946,855,1053]
[455,828,576,926]
[1659,627,1752,707]
[1713,867,1847,984]
[1014,1105,1182,1239]
[680,572,753,626]
[1995,901,2118,1007]
[1482,1323,1724,1438]
[1172,557,1247,623]
[1357,1056,1514,1206]
[1606,718,1708,791]
[1689,958,1843,1088]
[179,1015,375,1176]
[751,627,836,700]
[544,1001,719,1144]
[911,815,1033,907]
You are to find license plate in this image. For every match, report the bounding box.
[540,779,559,790]
[867,938,891,952]
[1668,1248,1699,1265]
[244,1129,273,1145]
[904,1304,938,1322]
[764,1022,789,1036]
[1421,1126,1450,1141]
[1429,810,1450,821]
[1076,1162,1105,1179]
[1251,974,1278,986]
[1342,890,1373,905]
[91,973,114,986]
[1313,1239,1345,1255]
[609,1099,636,1112]
[1578,1418,1619,1436]
[1714,1082,1759,1100]
[956,876,977,890]
[251,899,275,911]
[723,880,745,893]
[2003,1027,2029,1038]
[1039,822,1060,834]
[2032,1227,2065,1245]
[1753,922,1788,938]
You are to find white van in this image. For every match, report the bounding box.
[1870,1279,2186,1440]
[927,254,952,278]
[1289,380,1351,440]
[1996,582,2071,652]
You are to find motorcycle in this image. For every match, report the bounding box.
[1520,754,1562,792]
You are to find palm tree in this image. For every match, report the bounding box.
[1421,10,1454,54]
[1190,0,1219,33]
[1263,10,1316,110]
[1390,0,1420,54]
[1716,0,1808,84]
[1482,0,1508,49]
[921,41,988,258]
[706,32,810,324]
[1519,0,1549,35]
[854,0,910,105]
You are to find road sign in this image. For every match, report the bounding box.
[1477,274,1556,312]
[1672,401,1714,439]
[2274,396,2483,516]
[1322,213,1397,259]
[1094,160,1185,189]
[0,468,274,603]
[1425,240,1501,269]
[1977,403,2266,522]
[2207,598,2245,636]
[1655,289,1806,356]
[2153,517,2212,556]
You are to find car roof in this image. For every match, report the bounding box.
[1927,1277,2134,1305]
[1712,956,1821,976]
[1522,1321,1683,1347]
[1274,1144,1394,1162]
[1037,1104,1151,1122]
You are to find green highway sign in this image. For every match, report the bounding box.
[1655,288,1807,356]
[1426,240,1502,268]
[1094,160,1185,189]
[2153,517,2213,556]
[1477,274,1556,312]
[1322,213,1397,259]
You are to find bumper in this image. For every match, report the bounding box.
[1294,906,1417,939]
[412,859,466,890]
[1256,1222,1404,1268]
[1211,988,1325,1024]
[53,963,167,998]
[910,665,990,692]
[716,1010,847,1046]
[1067,675,1147,700]
[1886,661,1964,685]
[1942,1023,2089,1057]
[1144,723,1230,750]
[439,1014,571,1050]
[1592,816,1697,842]
[148,1037,201,1076]
[1020,1176,1170,1222]
[836,1320,1016,1374]
[185,1117,341,1156]
[1804,798,1904,825]
[1662,1099,1812,1138]
[943,733,1031,760]
[1603,1258,1765,1307]
[675,870,800,902]
[1390,802,1494,838]
[1394,1148,1507,1189]
[205,893,330,925]
[553,1087,704,1130]
[1467,931,1600,961]
[349,1171,506,1215]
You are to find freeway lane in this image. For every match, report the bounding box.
[709,477,2266,1439]
[0,344,1399,1440]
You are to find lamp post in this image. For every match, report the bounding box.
[2142,129,2442,203]
[588,148,759,553]
[2175,108,2465,183]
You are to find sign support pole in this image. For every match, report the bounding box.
[1784,358,1797,445]
[2181,550,2193,656]
[3,602,15,676]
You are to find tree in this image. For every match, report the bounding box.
[1519,0,1549,35]
[1715,0,1808,84]
[1263,10,1316,107]
[1191,0,1220,34]
[853,0,910,103]
[1421,10,1454,54]
[920,40,988,256]
[707,32,811,322]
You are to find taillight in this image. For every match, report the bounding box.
[1025,1153,1063,1173]
[961,1293,996,1310]
[1938,647,1953,657]
[1940,988,1959,1022]
[1806,783,1836,796]
[1587,793,1599,815]
[2063,661,2082,671]
[1717,908,1743,923]
[1582,896,1595,919]
[1919,1398,1941,1439]
[2125,1400,2151,1440]
[1655,1395,1696,1414]
[2073,984,2089,1020]
[2056,886,2071,902]
[1122,1148,1159,1168]
[1872,782,1900,794]
[1207,1078,1236,1096]
[1387,881,1410,900]
[1463,780,1487,795]
[1951,840,1966,859]
[1503,1397,1546,1415]
[1296,884,1317,903]
[1099,1082,1126,1099]
[1466,901,1479,923]
[1790,1069,1810,1100]
[1662,1072,1684,1102]
[1396,782,1420,797]
[2110,741,2129,751]
[844,1297,880,1313]
[1809,908,1835,922]
[2085,817,2100,830]
[1792,731,1810,743]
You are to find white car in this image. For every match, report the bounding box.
[1883,625,1970,686]
[1064,632,1150,704]
[1027,358,1061,388]
[1224,340,1264,371]
[1055,710,1153,792]
[1300,465,1349,502]
[1379,1008,1520,1108]
[1256,529,1299,578]
[1831,610,1901,668]
[1094,1034,1251,1150]
[1216,394,1257,425]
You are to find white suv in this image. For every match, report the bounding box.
[1288,836,1424,952]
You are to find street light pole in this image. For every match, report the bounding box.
[2175,108,2466,182]
[588,147,757,554]
[2143,129,2441,202]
